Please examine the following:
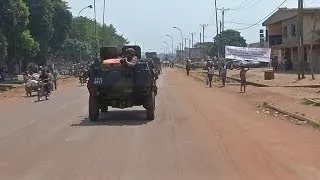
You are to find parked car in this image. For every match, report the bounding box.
[190,62,204,69]
[233,60,263,68]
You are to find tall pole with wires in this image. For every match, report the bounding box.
[101,0,106,47]
[298,0,304,79]
[78,5,93,63]
[200,24,207,58]
[93,0,98,59]
[173,27,184,61]
[217,7,230,32]
[190,33,196,48]
[214,0,220,62]
[166,34,174,57]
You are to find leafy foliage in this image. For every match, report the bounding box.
[66,17,128,62]
[16,30,40,59]
[0,32,7,62]
[0,0,128,72]
[50,0,72,53]
[195,30,247,57]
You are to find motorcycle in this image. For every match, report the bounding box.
[80,77,86,86]
[37,79,50,101]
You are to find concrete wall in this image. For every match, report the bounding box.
[303,14,320,45]
[267,22,282,35]
[282,17,299,46]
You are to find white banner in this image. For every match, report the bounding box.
[225,46,271,62]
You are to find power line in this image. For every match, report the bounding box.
[240,0,259,9]
[240,0,265,10]
[232,0,252,10]
[225,21,260,26]
[233,0,288,31]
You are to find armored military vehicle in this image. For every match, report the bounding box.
[87,46,157,121]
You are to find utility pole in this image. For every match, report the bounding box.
[184,38,188,59]
[298,0,304,79]
[189,39,191,59]
[101,0,106,47]
[215,0,220,64]
[200,24,208,42]
[217,7,231,32]
[219,21,222,34]
[190,33,196,48]
[200,32,202,58]
[93,0,98,59]
[179,43,182,60]
[309,12,318,80]
[200,24,208,58]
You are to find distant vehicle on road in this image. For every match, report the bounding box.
[146,52,162,75]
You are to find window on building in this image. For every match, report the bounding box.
[291,24,296,37]
[283,26,288,37]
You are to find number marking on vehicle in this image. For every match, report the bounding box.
[94,77,103,85]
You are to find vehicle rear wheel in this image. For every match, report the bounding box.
[101,105,108,113]
[146,92,155,121]
[89,96,99,121]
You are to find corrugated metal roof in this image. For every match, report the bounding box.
[262,7,320,26]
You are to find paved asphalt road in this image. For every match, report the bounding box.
[0,68,320,180]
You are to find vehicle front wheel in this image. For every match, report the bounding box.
[89,96,99,121]
[145,92,155,121]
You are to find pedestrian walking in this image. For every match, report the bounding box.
[52,69,58,90]
[206,63,215,87]
[240,66,249,92]
[220,63,227,86]
[186,60,191,76]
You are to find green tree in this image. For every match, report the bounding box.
[0,32,7,62]
[0,0,30,72]
[194,30,246,57]
[194,42,215,57]
[64,39,93,63]
[214,30,247,57]
[49,0,72,54]
[16,30,40,70]
[25,0,54,65]
[68,17,128,62]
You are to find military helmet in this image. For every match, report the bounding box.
[124,48,135,56]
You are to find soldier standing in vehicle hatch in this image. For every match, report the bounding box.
[122,48,139,68]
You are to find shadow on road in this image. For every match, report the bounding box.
[23,94,37,98]
[71,110,149,127]
[75,85,86,88]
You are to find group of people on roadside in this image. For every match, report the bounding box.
[186,61,249,92]
[0,66,8,81]
[24,66,58,94]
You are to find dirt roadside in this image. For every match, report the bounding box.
[178,67,320,127]
[0,76,79,107]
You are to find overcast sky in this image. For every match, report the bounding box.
[66,0,319,52]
